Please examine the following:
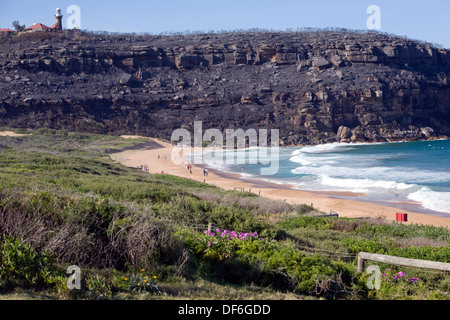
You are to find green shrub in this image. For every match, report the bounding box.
[0,236,63,290]
[153,196,279,240]
[363,266,450,300]
[341,237,450,262]
[389,246,450,262]
[355,222,449,242]
[121,268,162,295]
[180,228,358,298]
[341,238,389,254]
[152,173,217,190]
[1,128,448,300]
[278,216,335,230]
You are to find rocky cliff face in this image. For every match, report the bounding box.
[0,30,449,145]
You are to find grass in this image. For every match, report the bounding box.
[0,128,449,300]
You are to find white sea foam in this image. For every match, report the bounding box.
[299,142,357,154]
[290,145,399,169]
[290,143,450,185]
[289,153,339,166]
[317,174,415,193]
[206,140,450,215]
[407,187,450,214]
[238,172,255,178]
[298,142,385,154]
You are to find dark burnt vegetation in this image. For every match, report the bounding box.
[0,29,449,145]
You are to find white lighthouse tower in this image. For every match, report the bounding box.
[55,8,63,31]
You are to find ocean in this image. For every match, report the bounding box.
[202,139,450,218]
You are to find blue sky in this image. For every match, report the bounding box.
[1,0,449,47]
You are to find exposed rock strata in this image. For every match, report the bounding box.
[0,30,449,145]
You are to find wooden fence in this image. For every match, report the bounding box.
[233,187,261,196]
[357,252,450,273]
[313,210,339,218]
[178,221,450,275]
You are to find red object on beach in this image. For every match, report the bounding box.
[396,213,408,222]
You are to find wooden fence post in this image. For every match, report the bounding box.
[357,255,365,273]
[357,252,450,273]
[207,222,215,232]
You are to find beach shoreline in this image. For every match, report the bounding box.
[110,137,450,228]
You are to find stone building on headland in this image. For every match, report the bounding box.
[26,22,51,32]
[1,8,63,34]
[0,28,15,34]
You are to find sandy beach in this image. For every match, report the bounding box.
[0,131,30,137]
[109,137,450,228]
[3,129,446,227]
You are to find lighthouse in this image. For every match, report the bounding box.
[55,8,63,31]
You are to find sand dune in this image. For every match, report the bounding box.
[110,138,449,228]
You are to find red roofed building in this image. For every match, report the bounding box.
[26,22,50,32]
[0,28,15,33]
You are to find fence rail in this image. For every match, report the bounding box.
[313,210,339,218]
[357,252,450,273]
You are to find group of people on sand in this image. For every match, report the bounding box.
[185,163,208,176]
[145,154,209,177]
[138,164,149,172]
